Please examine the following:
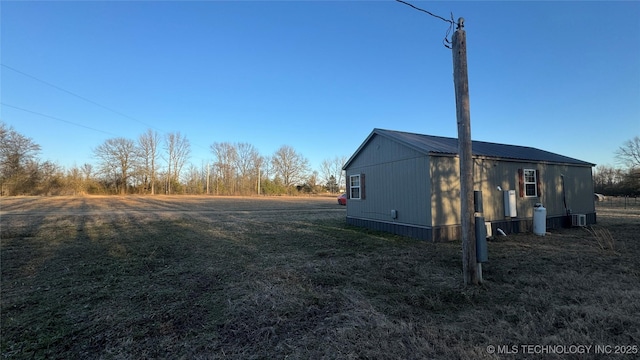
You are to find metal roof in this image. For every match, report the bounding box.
[344,128,595,169]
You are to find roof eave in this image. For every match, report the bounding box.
[432,153,595,167]
[344,129,596,170]
[343,128,432,170]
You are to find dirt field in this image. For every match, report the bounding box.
[1,196,639,359]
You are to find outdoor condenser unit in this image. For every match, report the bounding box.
[571,214,586,227]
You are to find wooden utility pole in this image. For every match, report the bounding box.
[452,18,479,285]
[257,167,261,195]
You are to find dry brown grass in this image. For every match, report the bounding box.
[1,196,639,359]
[583,225,616,252]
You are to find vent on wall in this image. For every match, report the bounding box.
[571,214,586,227]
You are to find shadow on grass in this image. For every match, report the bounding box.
[1,212,256,358]
[2,202,639,359]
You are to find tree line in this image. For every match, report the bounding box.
[4,122,637,197]
[0,122,347,196]
[593,166,640,196]
[593,136,640,196]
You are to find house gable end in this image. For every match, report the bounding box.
[343,134,428,170]
[343,130,429,170]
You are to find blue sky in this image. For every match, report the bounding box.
[2,1,639,175]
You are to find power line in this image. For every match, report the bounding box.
[1,63,163,133]
[394,0,457,49]
[2,102,215,165]
[1,102,119,137]
[395,0,455,25]
[1,64,214,159]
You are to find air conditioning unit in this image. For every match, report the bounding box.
[571,214,586,227]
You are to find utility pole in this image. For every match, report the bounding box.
[394,0,481,285]
[257,167,261,195]
[206,162,210,195]
[452,18,479,285]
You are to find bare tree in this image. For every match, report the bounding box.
[0,122,41,195]
[164,132,190,194]
[138,129,160,194]
[320,155,347,193]
[261,155,272,180]
[211,142,237,195]
[271,145,309,189]
[0,122,41,178]
[184,163,205,194]
[67,166,84,195]
[307,170,320,193]
[38,160,63,195]
[615,136,640,169]
[235,142,260,194]
[94,137,137,195]
[258,155,272,195]
[81,163,93,181]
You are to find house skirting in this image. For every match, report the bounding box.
[346,213,596,242]
[345,217,432,240]
[484,212,597,239]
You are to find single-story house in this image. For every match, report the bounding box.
[343,129,596,241]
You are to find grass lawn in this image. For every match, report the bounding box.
[1,196,639,359]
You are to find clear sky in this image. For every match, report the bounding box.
[2,1,639,175]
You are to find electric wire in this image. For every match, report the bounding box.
[1,63,163,133]
[443,13,455,49]
[394,0,458,49]
[1,64,211,160]
[1,102,119,137]
[395,0,455,25]
[2,101,211,163]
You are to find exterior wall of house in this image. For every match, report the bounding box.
[473,157,595,219]
[429,156,461,227]
[345,134,595,241]
[345,134,431,228]
[430,156,595,240]
[537,164,595,217]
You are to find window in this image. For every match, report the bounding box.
[518,168,540,198]
[349,175,361,199]
[524,169,537,197]
[346,173,365,200]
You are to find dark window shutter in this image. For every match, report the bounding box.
[360,173,366,200]
[346,175,350,199]
[536,169,541,198]
[518,168,524,197]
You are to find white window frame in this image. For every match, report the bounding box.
[523,169,537,197]
[349,174,361,200]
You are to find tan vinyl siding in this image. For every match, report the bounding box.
[431,156,595,224]
[474,158,595,220]
[429,156,461,226]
